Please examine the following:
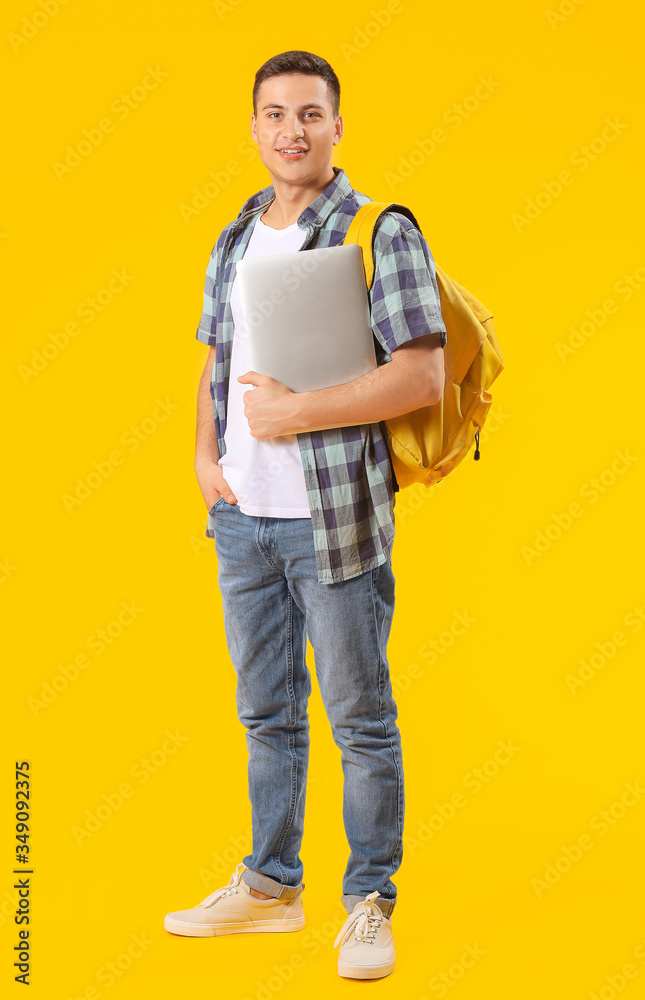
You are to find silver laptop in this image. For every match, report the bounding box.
[235,243,377,392]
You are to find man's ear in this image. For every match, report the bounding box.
[250,114,257,143]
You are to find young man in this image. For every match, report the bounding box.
[165,51,446,980]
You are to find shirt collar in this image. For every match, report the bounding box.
[232,166,353,231]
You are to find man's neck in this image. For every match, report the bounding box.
[261,166,336,229]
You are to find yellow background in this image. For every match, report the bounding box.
[2,0,644,996]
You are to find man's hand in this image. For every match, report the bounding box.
[195,455,237,508]
[238,371,297,439]
[237,332,444,438]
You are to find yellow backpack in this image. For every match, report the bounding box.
[344,201,505,489]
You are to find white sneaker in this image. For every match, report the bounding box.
[164,863,305,937]
[334,891,395,979]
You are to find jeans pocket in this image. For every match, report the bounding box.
[208,496,229,516]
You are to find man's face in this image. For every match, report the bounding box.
[251,73,342,186]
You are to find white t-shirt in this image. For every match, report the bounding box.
[218,214,312,518]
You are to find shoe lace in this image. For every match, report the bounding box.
[334,891,383,948]
[195,863,247,909]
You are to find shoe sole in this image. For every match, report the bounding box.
[338,958,395,979]
[164,914,305,937]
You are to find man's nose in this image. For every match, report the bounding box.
[282,117,304,139]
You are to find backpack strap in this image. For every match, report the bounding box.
[345,201,423,498]
[344,201,423,289]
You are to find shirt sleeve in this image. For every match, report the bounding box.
[369,214,447,363]
[195,243,219,346]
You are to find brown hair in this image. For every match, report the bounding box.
[253,50,341,119]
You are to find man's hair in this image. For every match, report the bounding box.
[253,50,341,119]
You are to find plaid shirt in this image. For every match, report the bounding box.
[196,166,446,584]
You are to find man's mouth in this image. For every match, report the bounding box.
[276,148,308,159]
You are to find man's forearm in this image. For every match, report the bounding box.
[285,344,442,436]
[196,359,220,464]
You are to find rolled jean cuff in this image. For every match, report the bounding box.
[342,894,395,919]
[242,867,304,902]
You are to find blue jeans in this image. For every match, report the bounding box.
[210,496,404,918]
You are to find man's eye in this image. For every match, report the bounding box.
[266,112,320,119]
